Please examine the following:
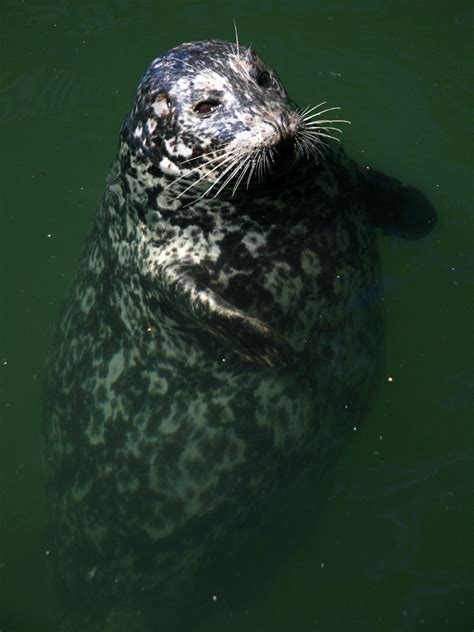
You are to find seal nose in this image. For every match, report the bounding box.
[277,110,296,140]
[280,110,290,128]
[264,110,294,142]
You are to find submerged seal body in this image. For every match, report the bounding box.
[43,39,435,608]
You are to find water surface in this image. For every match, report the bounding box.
[0,1,472,630]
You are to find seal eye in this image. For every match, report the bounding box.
[256,71,271,88]
[194,100,221,115]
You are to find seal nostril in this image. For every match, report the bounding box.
[280,111,290,127]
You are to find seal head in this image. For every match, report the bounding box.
[124,40,301,180]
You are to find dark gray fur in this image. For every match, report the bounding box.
[42,39,436,612]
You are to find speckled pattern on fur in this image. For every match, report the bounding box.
[42,39,435,611]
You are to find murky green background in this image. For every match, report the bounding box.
[0,0,472,630]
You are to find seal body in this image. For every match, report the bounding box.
[42,40,435,608]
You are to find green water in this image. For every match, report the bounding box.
[0,0,472,630]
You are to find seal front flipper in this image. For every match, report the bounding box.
[157,262,295,367]
[361,166,437,240]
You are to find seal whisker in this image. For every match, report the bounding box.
[166,156,234,200]
[162,166,202,192]
[299,127,330,140]
[205,158,242,200]
[293,136,304,158]
[297,105,311,118]
[253,150,263,181]
[294,136,310,161]
[267,146,276,167]
[231,154,254,196]
[261,148,271,178]
[264,149,272,174]
[308,141,327,162]
[213,153,252,198]
[301,106,343,121]
[303,125,345,134]
[245,153,259,189]
[297,130,328,161]
[163,148,242,194]
[259,150,268,177]
[305,130,342,143]
[301,140,325,162]
[301,106,341,118]
[233,19,240,62]
[190,152,246,202]
[162,159,218,192]
[182,147,242,175]
[162,164,209,195]
[298,102,328,117]
[304,119,351,127]
[176,150,244,199]
[299,128,331,147]
[182,149,239,173]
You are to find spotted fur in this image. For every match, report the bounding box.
[42,39,436,611]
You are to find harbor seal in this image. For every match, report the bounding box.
[42,39,436,624]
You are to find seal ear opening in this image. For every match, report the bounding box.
[154,95,172,118]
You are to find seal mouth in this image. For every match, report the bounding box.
[273,137,297,163]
